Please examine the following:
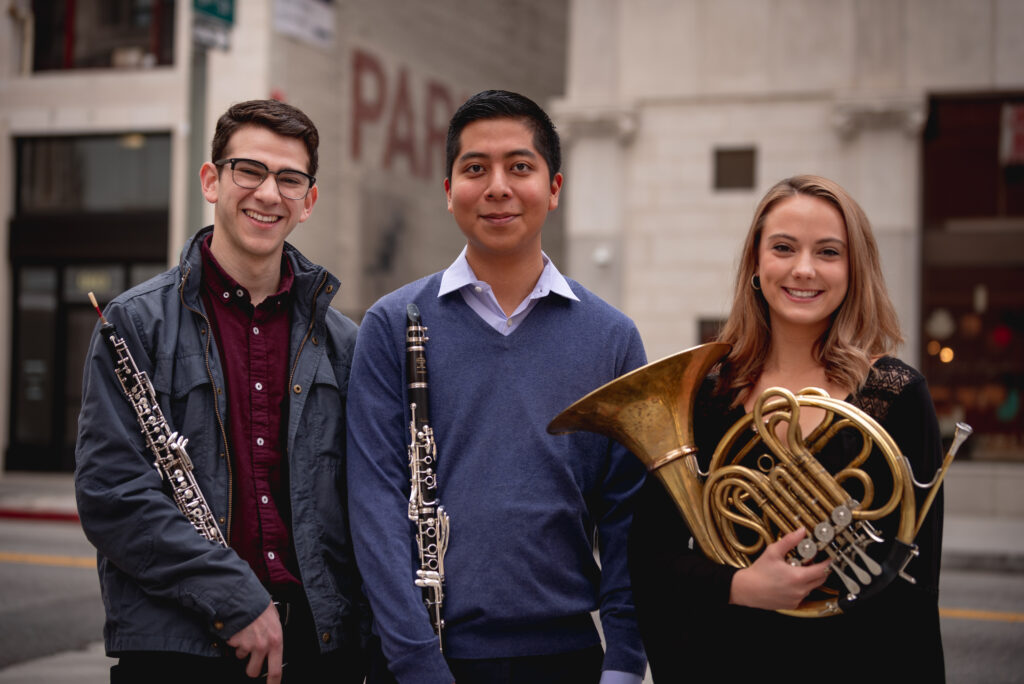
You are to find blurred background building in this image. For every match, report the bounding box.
[0,0,1022,519]
[551,0,1024,515]
[0,0,568,472]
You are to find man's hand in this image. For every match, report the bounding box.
[728,528,831,611]
[227,601,284,682]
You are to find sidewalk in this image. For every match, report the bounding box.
[0,642,109,684]
[0,471,81,522]
[1,470,1022,683]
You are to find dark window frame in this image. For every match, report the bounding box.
[713,147,757,191]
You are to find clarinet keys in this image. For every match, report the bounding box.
[406,303,450,651]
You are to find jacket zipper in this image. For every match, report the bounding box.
[179,265,235,545]
[285,269,330,634]
[288,271,329,392]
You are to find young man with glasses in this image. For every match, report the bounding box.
[76,100,369,683]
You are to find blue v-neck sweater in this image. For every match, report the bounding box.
[347,271,648,684]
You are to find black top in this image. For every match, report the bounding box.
[628,357,946,683]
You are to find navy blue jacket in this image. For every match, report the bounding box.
[75,227,366,661]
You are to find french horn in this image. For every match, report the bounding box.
[548,342,971,617]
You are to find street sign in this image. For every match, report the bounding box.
[194,0,234,26]
[194,0,233,50]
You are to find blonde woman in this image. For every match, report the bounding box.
[629,175,945,682]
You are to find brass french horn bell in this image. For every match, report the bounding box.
[548,342,972,617]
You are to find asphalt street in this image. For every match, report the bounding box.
[1,473,1023,683]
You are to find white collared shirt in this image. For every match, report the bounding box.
[438,247,580,335]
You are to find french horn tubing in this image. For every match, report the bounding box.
[548,342,972,617]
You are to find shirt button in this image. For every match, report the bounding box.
[236,288,245,298]
[261,495,269,504]
[506,320,512,327]
[255,382,263,391]
[474,286,483,293]
[222,291,230,300]
[253,326,260,335]
[256,437,264,446]
[267,551,276,560]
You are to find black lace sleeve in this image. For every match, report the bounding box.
[851,356,922,425]
[850,356,945,592]
[846,357,946,680]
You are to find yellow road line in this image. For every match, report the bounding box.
[2,550,1023,623]
[940,607,1024,623]
[0,551,95,569]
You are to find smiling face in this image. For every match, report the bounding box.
[444,117,562,265]
[200,124,318,270]
[756,194,849,338]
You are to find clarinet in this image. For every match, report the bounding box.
[406,303,451,651]
[89,293,227,547]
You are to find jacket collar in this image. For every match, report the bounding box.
[177,226,341,318]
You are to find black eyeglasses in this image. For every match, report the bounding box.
[214,158,316,200]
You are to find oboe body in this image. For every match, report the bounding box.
[90,293,227,547]
[406,303,450,651]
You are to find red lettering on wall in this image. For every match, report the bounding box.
[425,81,455,179]
[350,47,459,179]
[384,68,419,175]
[351,49,386,161]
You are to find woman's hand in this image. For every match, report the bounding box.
[728,528,832,610]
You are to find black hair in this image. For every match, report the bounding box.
[444,90,561,182]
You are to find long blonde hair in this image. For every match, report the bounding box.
[717,175,903,398]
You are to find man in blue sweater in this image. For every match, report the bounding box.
[347,90,648,684]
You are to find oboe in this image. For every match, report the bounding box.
[406,303,450,651]
[89,292,227,547]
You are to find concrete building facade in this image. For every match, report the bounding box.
[3,0,1022,518]
[552,0,1024,485]
[0,0,568,472]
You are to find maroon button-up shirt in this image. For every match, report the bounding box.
[200,236,300,591]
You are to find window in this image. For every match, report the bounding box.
[9,133,171,470]
[17,133,171,214]
[699,318,726,344]
[921,94,1024,462]
[714,147,756,190]
[31,0,176,71]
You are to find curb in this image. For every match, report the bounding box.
[942,551,1024,574]
[0,508,80,523]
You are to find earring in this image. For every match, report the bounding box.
[751,274,761,291]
